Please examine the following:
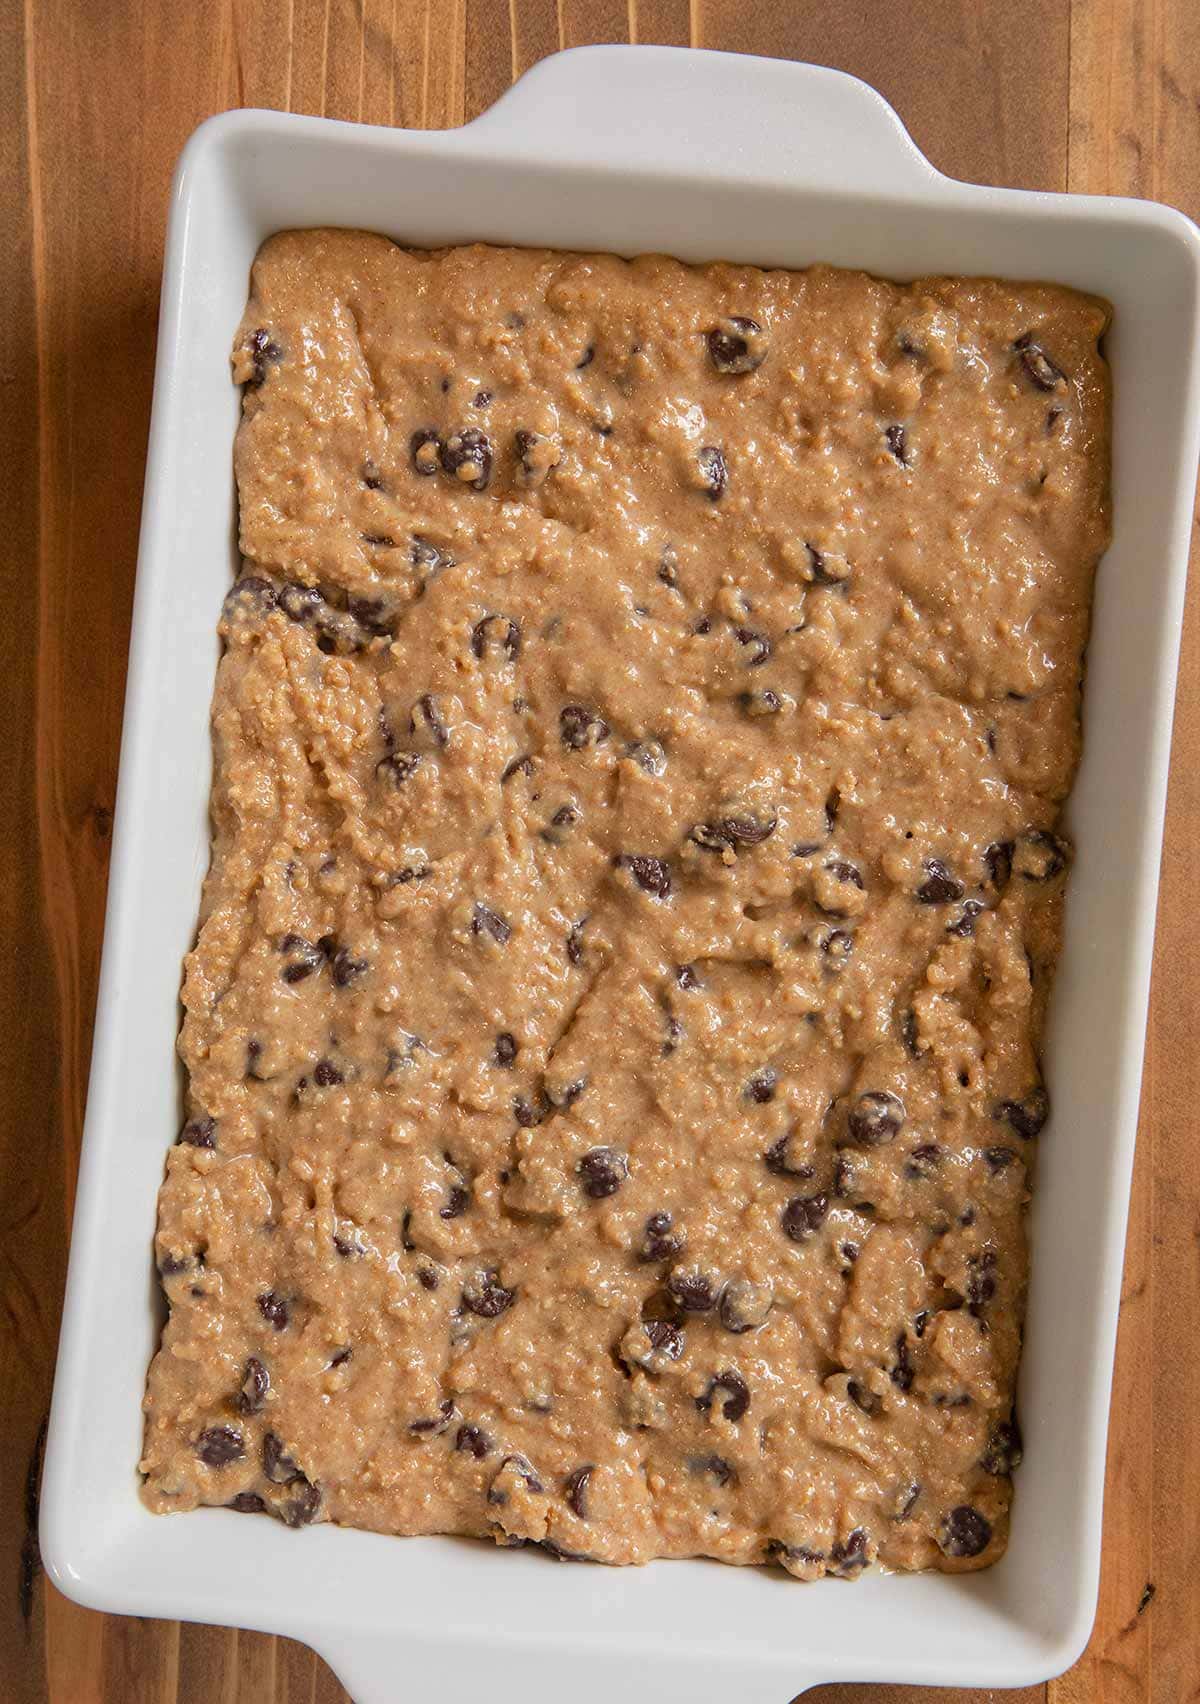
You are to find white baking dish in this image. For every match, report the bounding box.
[40,45,1200,1702]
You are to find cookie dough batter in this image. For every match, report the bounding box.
[140,231,1110,1577]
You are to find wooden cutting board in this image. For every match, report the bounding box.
[3,2,1197,1700]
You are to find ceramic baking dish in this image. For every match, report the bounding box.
[40,45,1200,1702]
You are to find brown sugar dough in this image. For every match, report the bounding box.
[140,230,1110,1577]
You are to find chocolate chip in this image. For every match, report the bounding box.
[313,1058,343,1087]
[734,626,772,666]
[471,614,521,662]
[440,426,492,489]
[494,1032,518,1067]
[830,1529,870,1574]
[985,840,1014,890]
[966,1251,998,1312]
[196,1425,244,1468]
[455,1423,492,1459]
[667,1268,716,1312]
[781,1193,829,1241]
[179,1115,216,1149]
[559,704,610,750]
[690,811,778,852]
[331,946,369,987]
[565,919,587,966]
[627,738,667,776]
[891,1333,915,1392]
[500,757,535,793]
[763,1135,814,1179]
[643,1318,685,1360]
[279,934,323,985]
[563,1464,593,1518]
[1014,333,1066,392]
[916,859,964,904]
[578,1147,628,1199]
[262,1431,303,1484]
[698,445,727,499]
[884,423,909,465]
[410,1399,455,1436]
[718,1279,771,1334]
[537,1538,592,1562]
[277,581,323,625]
[472,902,512,944]
[847,1379,881,1416]
[820,859,864,910]
[488,1454,545,1503]
[417,1267,439,1291]
[1014,828,1069,881]
[411,427,441,475]
[222,575,278,625]
[939,1505,992,1557]
[513,428,557,487]
[994,1089,1049,1140]
[946,899,985,937]
[707,316,767,374]
[237,1357,269,1416]
[575,344,595,369]
[253,1292,290,1334]
[692,1453,735,1486]
[228,1492,266,1514]
[697,1370,751,1423]
[822,929,854,965]
[766,1539,826,1570]
[979,1416,1025,1477]
[615,853,672,898]
[640,1211,684,1263]
[738,688,783,716]
[745,1068,777,1104]
[983,1145,1017,1172]
[894,1482,921,1521]
[808,547,852,589]
[676,962,701,991]
[410,692,449,750]
[542,803,580,842]
[513,1091,550,1128]
[376,751,424,787]
[158,1252,191,1277]
[462,1269,515,1318]
[901,1008,920,1056]
[362,462,384,490]
[440,1183,470,1220]
[280,1481,321,1527]
[848,1090,905,1146]
[905,1142,942,1180]
[247,328,282,385]
[411,534,452,576]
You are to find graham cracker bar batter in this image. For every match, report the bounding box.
[140,231,1110,1577]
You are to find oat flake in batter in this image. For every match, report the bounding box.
[139,231,1110,1578]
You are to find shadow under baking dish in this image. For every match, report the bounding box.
[40,46,1200,1704]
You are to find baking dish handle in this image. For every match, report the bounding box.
[465,44,938,195]
[317,1634,823,1702]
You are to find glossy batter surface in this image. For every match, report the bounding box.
[140,231,1110,1576]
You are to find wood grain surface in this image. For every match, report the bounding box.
[4,1,1198,1700]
